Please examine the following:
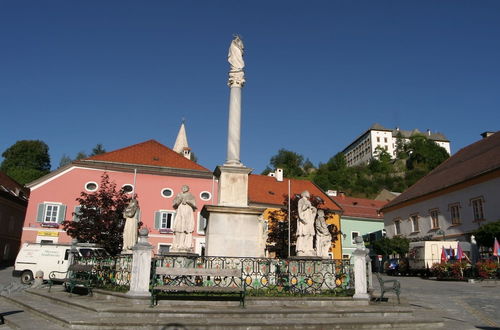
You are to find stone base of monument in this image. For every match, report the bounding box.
[202,205,266,258]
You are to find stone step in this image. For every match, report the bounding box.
[0,297,65,330]
[26,289,412,319]
[3,289,444,329]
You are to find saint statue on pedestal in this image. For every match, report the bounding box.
[122,196,139,253]
[171,185,197,253]
[315,209,332,258]
[296,190,317,256]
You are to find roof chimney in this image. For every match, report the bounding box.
[481,131,494,139]
[326,190,337,197]
[338,191,346,199]
[275,168,284,182]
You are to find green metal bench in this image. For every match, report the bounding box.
[375,272,400,304]
[150,267,246,307]
[48,264,94,296]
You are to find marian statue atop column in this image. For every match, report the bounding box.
[171,185,197,253]
[228,35,245,87]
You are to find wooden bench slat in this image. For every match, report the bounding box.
[155,285,242,293]
[155,267,241,277]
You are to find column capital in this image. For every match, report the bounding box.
[228,70,245,87]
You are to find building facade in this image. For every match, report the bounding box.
[330,193,386,258]
[20,140,217,255]
[381,131,500,243]
[0,172,29,265]
[343,123,451,167]
[248,171,343,259]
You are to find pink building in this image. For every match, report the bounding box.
[21,139,217,255]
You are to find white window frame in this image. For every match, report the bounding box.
[449,203,461,225]
[157,243,171,255]
[471,197,485,222]
[351,231,360,245]
[199,191,212,201]
[84,181,98,192]
[160,188,174,199]
[394,218,401,236]
[410,214,419,233]
[429,209,440,229]
[44,204,60,223]
[122,184,134,194]
[159,211,175,230]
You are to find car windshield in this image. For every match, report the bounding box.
[78,248,95,257]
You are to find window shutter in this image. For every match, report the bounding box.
[154,211,161,229]
[57,205,67,223]
[36,204,45,223]
[73,206,82,222]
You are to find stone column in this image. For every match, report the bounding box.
[127,228,153,298]
[366,255,373,291]
[352,236,370,300]
[226,86,242,166]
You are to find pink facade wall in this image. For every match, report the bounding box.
[21,166,217,254]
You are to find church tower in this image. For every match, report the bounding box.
[173,121,191,160]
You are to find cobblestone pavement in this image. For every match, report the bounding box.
[374,273,500,330]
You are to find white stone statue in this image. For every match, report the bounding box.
[122,196,139,253]
[315,209,332,258]
[228,35,245,72]
[171,185,197,253]
[296,190,317,256]
[228,35,246,87]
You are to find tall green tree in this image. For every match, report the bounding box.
[262,149,310,178]
[62,173,132,255]
[1,140,51,184]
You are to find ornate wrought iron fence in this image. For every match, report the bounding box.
[153,255,352,295]
[74,254,132,291]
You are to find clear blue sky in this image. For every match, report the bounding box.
[1,1,499,174]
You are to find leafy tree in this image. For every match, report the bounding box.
[262,149,309,178]
[372,236,409,257]
[59,154,72,168]
[90,144,106,156]
[266,194,341,258]
[473,220,500,248]
[1,140,51,184]
[406,135,449,172]
[62,173,133,255]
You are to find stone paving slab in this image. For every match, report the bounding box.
[0,298,65,330]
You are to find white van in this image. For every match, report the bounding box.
[13,242,108,284]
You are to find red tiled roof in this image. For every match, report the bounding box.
[331,195,386,219]
[84,140,209,172]
[382,131,500,211]
[0,171,29,198]
[248,174,342,211]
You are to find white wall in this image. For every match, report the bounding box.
[384,176,500,240]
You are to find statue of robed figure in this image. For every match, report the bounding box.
[171,185,197,253]
[122,196,139,253]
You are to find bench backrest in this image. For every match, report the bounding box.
[155,267,241,278]
[70,264,94,272]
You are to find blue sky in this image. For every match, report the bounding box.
[1,1,499,174]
